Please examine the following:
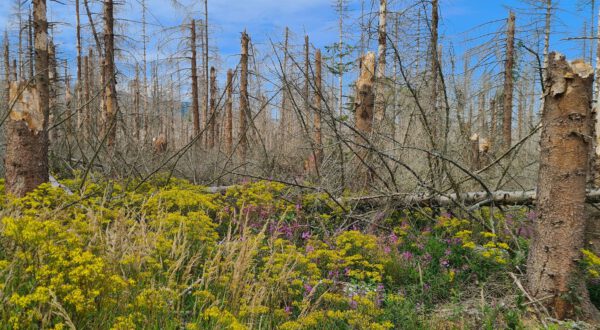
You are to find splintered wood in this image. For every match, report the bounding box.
[8,81,43,134]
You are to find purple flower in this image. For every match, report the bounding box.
[349,299,358,309]
[422,253,432,263]
[305,245,314,253]
[401,251,414,261]
[389,233,398,244]
[440,259,450,268]
[301,231,311,240]
[383,246,391,254]
[296,204,302,213]
[284,306,292,314]
[444,249,452,256]
[526,211,537,221]
[344,267,351,276]
[304,284,313,295]
[328,270,339,279]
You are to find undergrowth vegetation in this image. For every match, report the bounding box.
[0,175,594,329]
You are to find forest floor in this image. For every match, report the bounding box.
[0,175,598,329]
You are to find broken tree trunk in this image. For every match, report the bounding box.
[526,53,599,321]
[311,48,323,173]
[5,0,50,197]
[354,52,375,189]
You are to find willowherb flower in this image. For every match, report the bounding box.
[388,232,398,244]
[303,284,313,296]
[383,246,391,254]
[440,259,450,268]
[401,251,414,261]
[305,245,314,253]
[301,231,311,240]
[284,306,292,314]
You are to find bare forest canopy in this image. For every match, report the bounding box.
[0,0,597,198]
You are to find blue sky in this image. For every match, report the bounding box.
[0,0,592,81]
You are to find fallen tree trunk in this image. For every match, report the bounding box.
[205,185,600,208]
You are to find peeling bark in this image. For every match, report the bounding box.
[526,53,599,321]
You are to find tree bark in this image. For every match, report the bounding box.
[239,31,249,162]
[209,66,216,148]
[502,11,515,149]
[102,0,118,149]
[225,68,233,155]
[190,19,200,138]
[526,53,599,321]
[354,52,375,189]
[75,0,82,131]
[313,49,323,172]
[373,0,387,128]
[280,27,289,141]
[5,0,49,197]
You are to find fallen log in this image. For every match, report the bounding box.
[205,184,600,209]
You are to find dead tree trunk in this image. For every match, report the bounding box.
[502,11,516,149]
[239,31,249,162]
[373,0,387,128]
[209,66,216,148]
[280,27,289,141]
[526,53,599,321]
[225,68,233,155]
[354,52,375,188]
[102,0,118,148]
[4,30,9,105]
[5,0,49,197]
[304,35,310,123]
[27,9,34,80]
[75,0,82,131]
[312,49,323,172]
[190,19,200,138]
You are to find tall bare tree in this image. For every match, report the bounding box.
[209,66,216,148]
[373,0,387,128]
[190,19,200,138]
[239,31,249,162]
[225,68,233,155]
[502,11,516,149]
[102,0,118,148]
